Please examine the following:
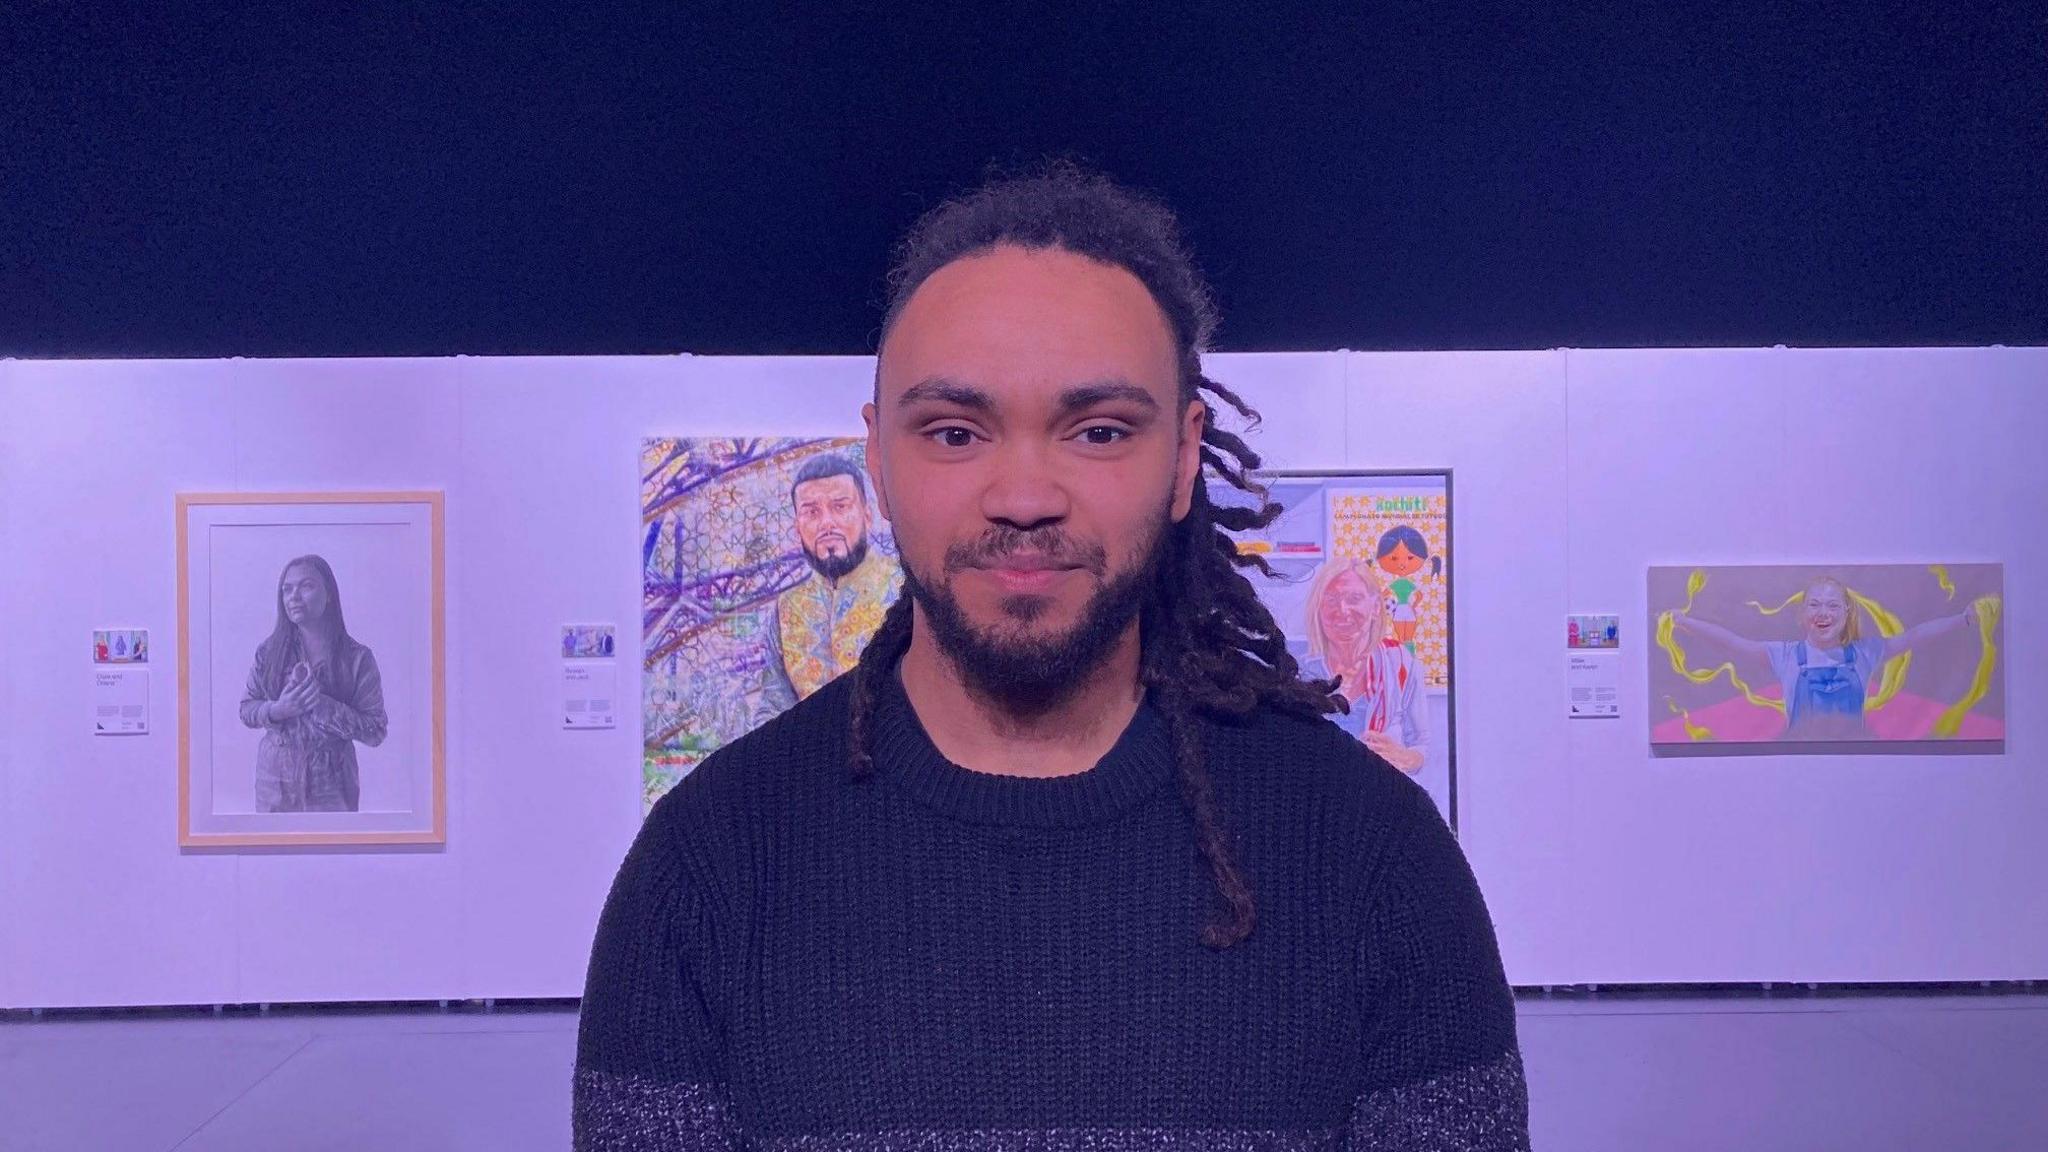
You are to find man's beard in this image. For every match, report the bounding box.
[902,515,1168,717]
[804,536,869,581]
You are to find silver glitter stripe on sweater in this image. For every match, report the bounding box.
[758,1129,1346,1151]
[573,1058,1526,1152]
[1346,1050,1531,1152]
[573,1069,742,1151]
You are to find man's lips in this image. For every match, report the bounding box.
[981,552,1077,574]
[975,553,1083,592]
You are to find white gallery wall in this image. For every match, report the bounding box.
[1561,349,2047,983]
[1,347,2042,1008]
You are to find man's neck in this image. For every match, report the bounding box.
[897,617,1145,780]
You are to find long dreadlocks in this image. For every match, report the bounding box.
[847,162,1344,949]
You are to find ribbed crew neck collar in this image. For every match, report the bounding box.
[870,660,1174,829]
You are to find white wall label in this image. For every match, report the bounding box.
[93,668,150,735]
[1567,651,1620,719]
[562,662,616,730]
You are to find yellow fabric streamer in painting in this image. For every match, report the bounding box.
[1680,568,1706,614]
[1656,568,1784,713]
[1930,565,1956,601]
[1655,604,1786,714]
[1933,595,2001,738]
[1746,590,1804,616]
[1664,696,1713,741]
[1846,588,1908,711]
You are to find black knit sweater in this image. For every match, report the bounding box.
[575,663,1528,1150]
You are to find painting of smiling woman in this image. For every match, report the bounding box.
[1298,557,1429,773]
[1651,563,2004,746]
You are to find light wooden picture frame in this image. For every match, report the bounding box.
[178,492,446,848]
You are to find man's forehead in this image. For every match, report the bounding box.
[878,365,1183,416]
[877,247,1179,407]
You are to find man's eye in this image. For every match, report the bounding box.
[1078,425,1128,446]
[928,427,976,449]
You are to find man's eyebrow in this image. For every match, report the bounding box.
[896,378,995,413]
[1055,380,1161,418]
[894,377,1163,418]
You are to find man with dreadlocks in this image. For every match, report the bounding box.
[576,165,1529,1151]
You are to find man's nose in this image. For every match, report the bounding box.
[980,442,1070,531]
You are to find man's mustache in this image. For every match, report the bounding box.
[943,527,1107,577]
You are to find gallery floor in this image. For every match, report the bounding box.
[1,991,2043,1151]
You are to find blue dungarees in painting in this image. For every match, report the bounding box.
[1767,638,1883,740]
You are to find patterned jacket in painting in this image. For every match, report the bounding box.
[753,549,901,726]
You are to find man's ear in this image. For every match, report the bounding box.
[863,401,891,521]
[1170,398,1206,522]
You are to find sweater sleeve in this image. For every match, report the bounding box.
[1347,790,1530,1151]
[574,808,743,1151]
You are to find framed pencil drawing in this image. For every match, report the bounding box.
[178,492,446,847]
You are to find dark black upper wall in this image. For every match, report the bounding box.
[6,3,2043,358]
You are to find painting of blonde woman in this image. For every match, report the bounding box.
[1651,563,2003,746]
[1229,470,1456,824]
[1299,557,1430,773]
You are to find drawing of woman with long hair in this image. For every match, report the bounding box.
[238,555,388,812]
